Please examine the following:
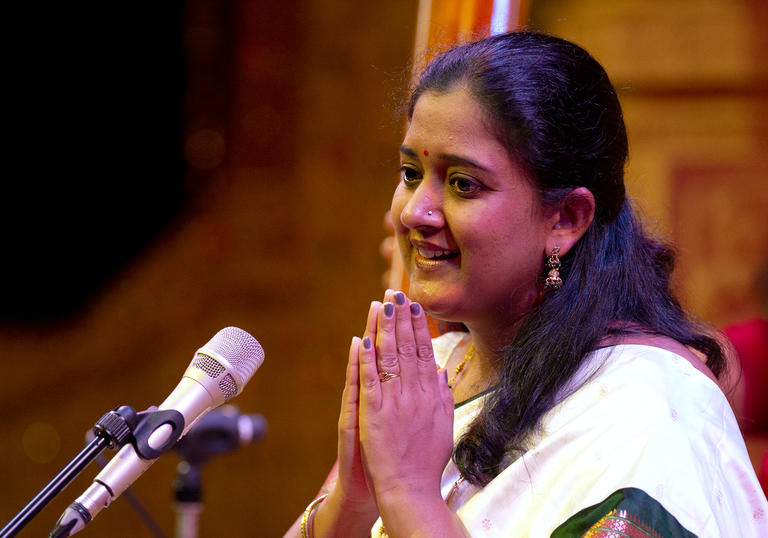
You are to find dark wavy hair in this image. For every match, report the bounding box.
[408,31,726,486]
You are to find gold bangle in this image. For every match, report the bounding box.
[300,494,328,538]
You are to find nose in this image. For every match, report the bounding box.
[399,180,444,231]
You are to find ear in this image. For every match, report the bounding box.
[544,187,595,257]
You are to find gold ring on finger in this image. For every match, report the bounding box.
[378,371,400,382]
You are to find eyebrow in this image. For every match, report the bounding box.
[399,145,491,173]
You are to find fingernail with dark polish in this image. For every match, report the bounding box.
[363,336,372,349]
[394,292,405,305]
[410,303,421,315]
[384,303,394,317]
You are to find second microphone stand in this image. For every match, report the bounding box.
[171,405,267,538]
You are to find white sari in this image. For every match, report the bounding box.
[371,332,768,537]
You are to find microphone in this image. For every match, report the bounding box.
[173,405,267,465]
[50,326,265,537]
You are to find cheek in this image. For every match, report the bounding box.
[462,212,543,273]
[498,227,547,279]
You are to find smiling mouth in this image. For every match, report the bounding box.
[416,248,459,261]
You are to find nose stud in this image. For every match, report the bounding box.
[427,210,433,216]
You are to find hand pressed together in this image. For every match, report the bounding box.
[357,291,454,507]
[309,290,461,538]
[331,295,385,518]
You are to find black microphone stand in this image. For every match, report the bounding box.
[170,405,267,538]
[2,435,111,538]
[172,461,203,538]
[1,406,139,538]
[2,405,185,538]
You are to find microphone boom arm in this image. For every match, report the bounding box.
[1,404,181,538]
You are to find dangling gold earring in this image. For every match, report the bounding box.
[545,246,562,290]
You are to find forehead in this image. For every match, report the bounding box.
[403,87,505,157]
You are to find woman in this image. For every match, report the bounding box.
[286,31,767,537]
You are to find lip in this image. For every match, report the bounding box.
[410,239,460,269]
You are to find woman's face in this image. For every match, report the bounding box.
[391,86,558,329]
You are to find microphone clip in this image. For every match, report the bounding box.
[131,408,185,460]
[93,405,185,460]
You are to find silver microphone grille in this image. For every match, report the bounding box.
[201,327,265,385]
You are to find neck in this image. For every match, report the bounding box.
[463,316,524,365]
[458,285,539,363]
[452,328,508,394]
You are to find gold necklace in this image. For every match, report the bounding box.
[448,343,475,388]
[446,474,465,508]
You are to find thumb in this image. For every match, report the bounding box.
[437,368,454,416]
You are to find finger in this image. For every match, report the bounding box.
[344,336,361,406]
[382,288,396,303]
[339,337,361,431]
[410,302,439,393]
[374,291,394,330]
[377,289,396,345]
[438,366,454,416]
[393,291,418,390]
[376,301,401,393]
[364,301,381,343]
[358,336,382,411]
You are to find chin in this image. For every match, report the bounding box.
[408,283,465,322]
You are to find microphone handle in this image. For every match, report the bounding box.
[90,376,215,504]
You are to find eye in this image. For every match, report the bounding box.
[448,175,482,196]
[398,165,422,187]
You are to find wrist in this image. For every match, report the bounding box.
[376,484,466,538]
[328,484,378,517]
[376,480,442,512]
[311,487,379,538]
[301,494,327,538]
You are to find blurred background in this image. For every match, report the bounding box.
[1,1,765,536]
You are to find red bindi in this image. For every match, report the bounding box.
[423,150,429,156]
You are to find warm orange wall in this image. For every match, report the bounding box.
[1,1,417,536]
